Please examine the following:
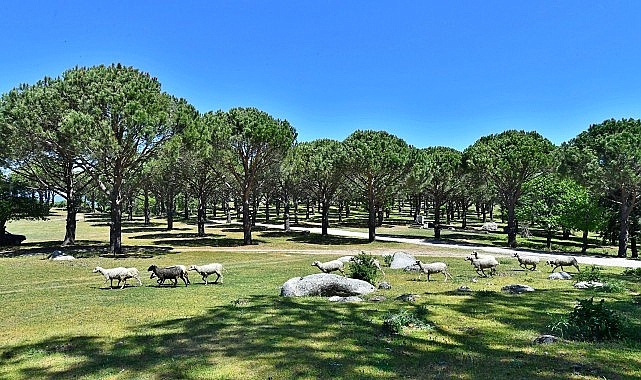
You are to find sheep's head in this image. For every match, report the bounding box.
[188,265,197,271]
[92,267,102,273]
[311,261,320,267]
[147,265,157,272]
[513,252,519,257]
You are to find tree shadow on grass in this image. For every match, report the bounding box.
[2,294,636,379]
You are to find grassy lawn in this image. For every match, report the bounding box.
[1,211,640,379]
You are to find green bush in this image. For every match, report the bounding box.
[382,254,393,267]
[574,265,603,282]
[600,281,627,293]
[348,252,381,285]
[382,308,431,335]
[548,297,624,341]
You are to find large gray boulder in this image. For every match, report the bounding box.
[280,273,376,297]
[389,251,417,269]
[548,271,572,280]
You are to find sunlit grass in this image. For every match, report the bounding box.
[0,210,639,379]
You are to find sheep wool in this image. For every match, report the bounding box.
[546,256,580,272]
[311,260,345,275]
[466,257,499,277]
[189,263,224,285]
[414,260,452,281]
[513,253,540,271]
[92,266,142,289]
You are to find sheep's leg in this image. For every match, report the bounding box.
[182,275,189,286]
[135,275,142,286]
[574,264,580,272]
[110,278,115,288]
[202,274,208,285]
[184,272,190,285]
[120,279,127,289]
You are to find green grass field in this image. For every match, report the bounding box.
[1,211,640,379]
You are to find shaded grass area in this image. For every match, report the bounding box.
[1,248,640,379]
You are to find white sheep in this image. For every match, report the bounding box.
[513,252,540,271]
[546,256,580,272]
[189,263,223,285]
[465,256,499,277]
[311,260,345,275]
[92,266,142,289]
[414,260,452,281]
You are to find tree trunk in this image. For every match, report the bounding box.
[618,194,632,257]
[143,188,150,226]
[507,201,517,248]
[368,199,376,242]
[434,199,442,239]
[321,199,330,235]
[284,195,291,231]
[581,229,589,253]
[242,197,252,245]
[294,199,299,224]
[265,195,270,222]
[197,194,206,236]
[546,228,552,250]
[62,197,77,246]
[109,191,123,256]
[306,199,310,219]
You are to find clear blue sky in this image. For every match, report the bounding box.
[2,1,641,150]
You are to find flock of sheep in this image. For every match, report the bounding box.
[92,263,223,289]
[93,251,580,289]
[309,251,581,282]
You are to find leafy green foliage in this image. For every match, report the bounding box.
[562,118,641,257]
[463,130,556,247]
[548,297,624,341]
[204,107,297,244]
[282,139,345,235]
[347,252,381,284]
[342,130,413,241]
[382,307,431,335]
[574,265,603,283]
[0,174,49,231]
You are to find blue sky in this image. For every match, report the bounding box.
[2,1,641,150]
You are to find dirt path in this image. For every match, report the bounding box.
[207,219,641,268]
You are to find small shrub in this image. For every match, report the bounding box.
[382,254,394,267]
[348,252,380,285]
[574,265,603,283]
[547,297,624,341]
[382,308,431,335]
[600,281,627,293]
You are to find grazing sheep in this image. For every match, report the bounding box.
[349,256,385,276]
[311,260,345,275]
[513,252,540,271]
[92,266,142,289]
[414,260,452,281]
[147,265,189,287]
[546,256,580,272]
[189,263,223,284]
[465,256,499,277]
